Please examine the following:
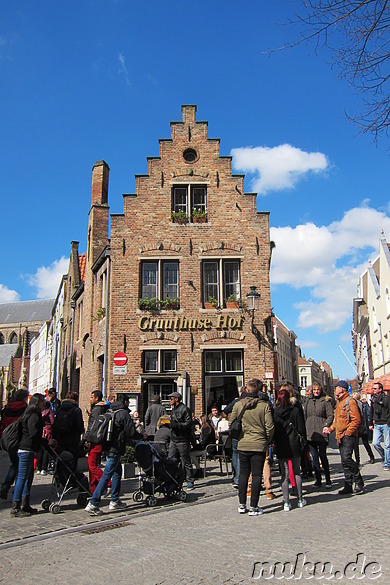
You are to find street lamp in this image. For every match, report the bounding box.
[246,286,261,332]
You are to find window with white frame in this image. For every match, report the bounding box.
[202,259,240,307]
[143,349,177,373]
[172,184,207,221]
[140,260,179,300]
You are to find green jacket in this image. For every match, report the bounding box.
[230,396,274,452]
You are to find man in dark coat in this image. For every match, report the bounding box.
[52,391,85,466]
[85,395,144,515]
[144,395,166,439]
[167,392,195,490]
[369,381,390,470]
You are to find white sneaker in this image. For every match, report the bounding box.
[248,506,263,516]
[85,501,104,515]
[283,502,292,512]
[238,504,247,514]
[298,498,307,508]
[108,499,127,511]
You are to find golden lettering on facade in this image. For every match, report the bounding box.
[137,314,243,332]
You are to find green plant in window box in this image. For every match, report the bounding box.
[204,295,218,309]
[161,297,180,310]
[225,293,239,309]
[137,297,160,311]
[192,209,207,223]
[93,307,106,321]
[171,211,189,224]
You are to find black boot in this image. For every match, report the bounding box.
[0,483,9,500]
[10,501,31,518]
[21,496,38,515]
[338,484,353,495]
[313,471,322,487]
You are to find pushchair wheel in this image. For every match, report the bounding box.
[77,494,88,507]
[133,491,144,503]
[49,503,61,514]
[41,499,51,511]
[177,490,187,502]
[146,496,157,507]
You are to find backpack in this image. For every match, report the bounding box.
[229,403,249,440]
[344,398,366,437]
[53,407,76,434]
[84,409,125,445]
[0,420,22,452]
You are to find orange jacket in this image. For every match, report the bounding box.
[328,392,360,440]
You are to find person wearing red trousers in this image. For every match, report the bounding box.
[85,391,109,494]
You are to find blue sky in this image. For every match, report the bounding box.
[2,1,390,380]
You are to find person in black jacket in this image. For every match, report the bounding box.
[84,390,109,494]
[273,388,307,511]
[52,391,85,466]
[144,395,166,439]
[167,392,195,490]
[10,393,45,517]
[369,382,390,470]
[85,395,145,515]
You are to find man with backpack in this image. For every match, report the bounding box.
[85,394,145,515]
[323,380,365,495]
[84,390,109,493]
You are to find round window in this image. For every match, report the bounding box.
[183,148,198,163]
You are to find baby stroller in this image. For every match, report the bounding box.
[132,441,187,507]
[41,449,91,514]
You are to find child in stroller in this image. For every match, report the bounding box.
[41,448,90,514]
[132,441,187,507]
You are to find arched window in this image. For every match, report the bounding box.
[9,332,18,344]
[0,332,4,345]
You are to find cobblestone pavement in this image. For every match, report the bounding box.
[0,448,389,584]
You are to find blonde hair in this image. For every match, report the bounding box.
[352,392,361,401]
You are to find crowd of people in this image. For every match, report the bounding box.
[0,378,388,518]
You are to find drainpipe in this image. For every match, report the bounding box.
[69,300,76,391]
[182,370,188,406]
[102,248,111,398]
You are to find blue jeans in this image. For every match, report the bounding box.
[232,438,239,485]
[372,424,390,468]
[90,452,122,505]
[13,450,35,502]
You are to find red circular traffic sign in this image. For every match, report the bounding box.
[113,352,128,366]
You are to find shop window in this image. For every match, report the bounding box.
[140,261,179,301]
[172,184,207,222]
[202,259,240,307]
[143,349,177,373]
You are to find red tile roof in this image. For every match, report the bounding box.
[79,254,87,282]
[362,373,390,394]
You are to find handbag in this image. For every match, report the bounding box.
[229,402,249,440]
[288,421,307,451]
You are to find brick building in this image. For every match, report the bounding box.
[62,105,274,417]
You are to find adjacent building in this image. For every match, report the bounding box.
[273,315,299,390]
[352,231,390,393]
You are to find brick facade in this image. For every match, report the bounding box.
[63,105,274,419]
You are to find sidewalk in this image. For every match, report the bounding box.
[0,446,389,549]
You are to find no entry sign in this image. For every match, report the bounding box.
[113,352,128,367]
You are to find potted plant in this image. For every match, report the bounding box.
[121,445,136,478]
[171,211,189,224]
[161,297,180,310]
[137,297,160,311]
[192,209,207,223]
[225,293,240,309]
[93,307,106,321]
[204,295,218,309]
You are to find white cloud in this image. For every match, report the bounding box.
[26,257,69,300]
[118,52,131,86]
[231,144,329,195]
[0,284,20,303]
[271,204,390,332]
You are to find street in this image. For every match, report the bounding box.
[0,448,389,584]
